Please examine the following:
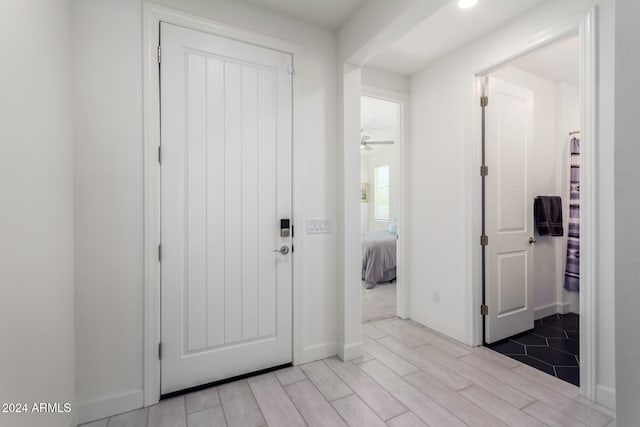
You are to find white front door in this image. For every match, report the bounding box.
[485,77,535,344]
[160,22,293,394]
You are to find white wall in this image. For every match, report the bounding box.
[71,1,144,420]
[408,0,615,407]
[71,0,338,421]
[409,58,468,340]
[0,1,76,426]
[362,66,410,93]
[339,0,412,61]
[336,0,445,362]
[615,0,640,423]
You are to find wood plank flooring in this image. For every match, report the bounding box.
[79,319,615,427]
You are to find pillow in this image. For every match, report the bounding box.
[388,218,397,234]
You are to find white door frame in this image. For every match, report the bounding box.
[360,86,410,319]
[142,3,304,406]
[469,8,597,400]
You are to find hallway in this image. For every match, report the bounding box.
[82,319,614,427]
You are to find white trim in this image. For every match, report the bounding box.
[340,341,364,362]
[559,301,572,315]
[291,54,306,374]
[76,389,144,425]
[596,385,616,411]
[299,343,338,365]
[68,408,78,427]
[578,8,598,403]
[534,303,561,320]
[467,74,485,347]
[413,314,466,344]
[361,85,410,319]
[142,3,304,407]
[469,8,598,401]
[142,3,162,407]
[534,301,572,320]
[339,64,364,361]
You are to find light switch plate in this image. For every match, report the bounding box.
[307,217,330,234]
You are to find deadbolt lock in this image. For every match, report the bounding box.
[280,218,290,238]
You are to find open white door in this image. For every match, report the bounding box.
[160,23,293,394]
[485,77,535,344]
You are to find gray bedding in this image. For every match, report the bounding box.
[362,231,397,284]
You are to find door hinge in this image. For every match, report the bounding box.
[291,245,294,253]
[157,46,162,64]
[480,235,489,246]
[481,304,489,316]
[291,225,295,238]
[158,146,162,164]
[158,244,162,262]
[287,67,296,76]
[480,165,488,176]
[158,342,162,360]
[480,96,488,107]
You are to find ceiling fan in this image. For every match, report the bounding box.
[360,133,394,151]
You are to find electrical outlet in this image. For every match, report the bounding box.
[432,290,440,304]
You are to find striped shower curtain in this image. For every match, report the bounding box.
[564,137,580,291]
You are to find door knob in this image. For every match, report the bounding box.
[273,246,290,255]
[528,237,537,245]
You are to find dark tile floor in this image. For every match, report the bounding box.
[486,313,580,386]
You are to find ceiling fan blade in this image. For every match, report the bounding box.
[360,142,373,151]
[365,140,394,145]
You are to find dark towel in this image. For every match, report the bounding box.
[534,196,564,236]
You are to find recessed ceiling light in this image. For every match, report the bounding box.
[457,0,478,9]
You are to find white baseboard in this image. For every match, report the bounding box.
[558,300,572,314]
[534,301,572,320]
[596,384,616,411]
[338,340,363,361]
[297,342,337,365]
[411,315,466,343]
[68,409,78,427]
[534,303,558,319]
[76,389,143,425]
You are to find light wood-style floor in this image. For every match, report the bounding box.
[362,282,397,323]
[80,319,616,427]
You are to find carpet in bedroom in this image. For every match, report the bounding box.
[362,281,396,323]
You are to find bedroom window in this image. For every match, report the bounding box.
[374,165,390,221]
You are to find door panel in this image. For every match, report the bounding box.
[205,57,226,349]
[160,22,293,394]
[486,77,534,343]
[497,252,527,315]
[496,94,527,233]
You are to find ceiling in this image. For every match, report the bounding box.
[361,96,399,130]
[235,0,366,30]
[361,95,400,147]
[510,36,580,86]
[367,0,546,75]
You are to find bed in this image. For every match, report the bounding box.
[362,231,397,284]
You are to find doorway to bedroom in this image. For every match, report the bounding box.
[360,94,401,323]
